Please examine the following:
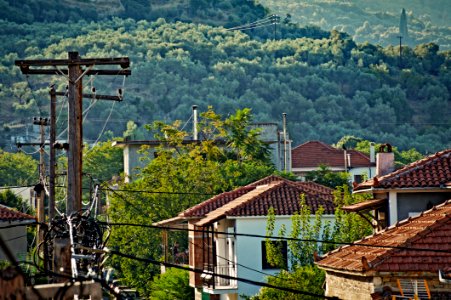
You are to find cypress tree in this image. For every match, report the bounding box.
[399,8,408,38]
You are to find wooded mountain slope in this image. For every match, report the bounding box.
[0,2,450,153]
[260,0,451,50]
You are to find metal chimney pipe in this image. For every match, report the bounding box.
[283,113,287,172]
[370,142,375,163]
[192,105,198,141]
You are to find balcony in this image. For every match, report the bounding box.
[202,264,237,291]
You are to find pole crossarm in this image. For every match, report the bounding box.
[16,69,131,76]
[15,57,130,67]
[55,91,123,101]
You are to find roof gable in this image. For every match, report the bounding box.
[316,199,451,273]
[292,141,372,169]
[167,175,335,226]
[355,149,451,191]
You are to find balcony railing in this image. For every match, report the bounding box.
[214,264,237,288]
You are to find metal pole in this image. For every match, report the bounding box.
[282,113,287,172]
[67,52,83,214]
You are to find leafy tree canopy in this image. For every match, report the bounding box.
[0,150,37,187]
[107,107,275,295]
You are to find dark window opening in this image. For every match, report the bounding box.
[261,240,288,269]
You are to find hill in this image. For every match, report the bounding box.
[0,1,450,154]
[260,0,451,50]
[1,16,449,153]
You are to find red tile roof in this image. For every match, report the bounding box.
[316,199,451,273]
[355,149,451,191]
[292,141,373,169]
[225,180,335,218]
[161,175,335,225]
[0,205,35,222]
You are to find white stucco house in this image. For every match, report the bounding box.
[156,175,335,300]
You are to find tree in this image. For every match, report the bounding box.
[0,150,38,187]
[0,189,29,212]
[399,8,408,39]
[150,268,193,300]
[107,107,275,295]
[259,185,372,299]
[304,165,349,189]
[252,265,325,300]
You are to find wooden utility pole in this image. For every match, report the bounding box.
[33,117,48,245]
[49,87,56,220]
[15,52,130,216]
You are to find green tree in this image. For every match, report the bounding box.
[304,165,349,189]
[0,189,27,212]
[252,265,325,300]
[108,107,275,295]
[0,150,38,187]
[150,268,193,300]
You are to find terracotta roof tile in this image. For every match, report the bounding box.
[0,205,35,222]
[316,200,451,273]
[356,149,451,191]
[171,175,335,226]
[292,141,373,169]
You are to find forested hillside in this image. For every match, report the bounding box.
[260,0,451,50]
[0,1,450,153]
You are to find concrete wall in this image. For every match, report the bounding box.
[397,192,451,221]
[234,215,335,299]
[0,221,28,261]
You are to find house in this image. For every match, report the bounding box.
[156,175,335,300]
[291,141,376,184]
[351,148,451,229]
[316,199,451,300]
[113,123,291,182]
[0,205,35,261]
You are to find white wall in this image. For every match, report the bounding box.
[232,215,335,299]
[0,221,29,261]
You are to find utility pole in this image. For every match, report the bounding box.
[15,52,130,216]
[49,87,56,220]
[282,113,287,172]
[33,117,48,245]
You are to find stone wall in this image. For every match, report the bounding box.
[325,271,375,300]
[325,271,451,299]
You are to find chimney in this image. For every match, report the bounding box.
[347,153,351,168]
[370,142,375,163]
[192,105,198,141]
[376,143,395,176]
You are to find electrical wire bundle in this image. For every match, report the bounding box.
[36,212,110,281]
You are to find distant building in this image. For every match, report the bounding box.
[113,123,291,182]
[291,140,376,184]
[0,205,35,261]
[156,175,335,300]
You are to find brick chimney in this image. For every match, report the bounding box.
[376,143,394,176]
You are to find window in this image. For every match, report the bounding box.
[261,241,288,269]
[354,174,364,184]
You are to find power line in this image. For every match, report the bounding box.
[105,187,216,196]
[101,221,451,254]
[98,247,337,299]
